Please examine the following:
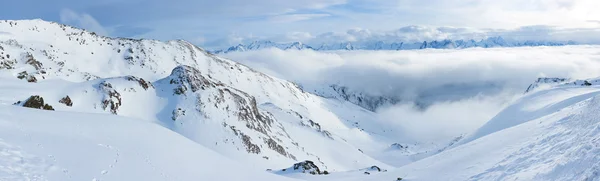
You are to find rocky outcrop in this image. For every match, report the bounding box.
[162,65,298,160]
[98,81,122,114]
[15,95,54,111]
[17,71,37,82]
[59,96,73,107]
[277,160,329,175]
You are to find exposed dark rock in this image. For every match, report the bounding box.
[291,160,327,175]
[126,76,153,90]
[17,71,37,83]
[59,96,73,107]
[169,66,218,94]
[327,84,399,112]
[98,81,122,114]
[264,138,289,157]
[20,95,54,111]
[0,58,16,69]
[391,143,408,149]
[225,89,273,135]
[525,78,569,93]
[24,53,43,70]
[171,108,185,121]
[368,165,387,172]
[241,133,261,154]
[300,118,334,139]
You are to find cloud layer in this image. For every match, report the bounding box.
[226,46,600,97]
[224,46,600,142]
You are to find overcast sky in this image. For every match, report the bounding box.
[2,0,600,48]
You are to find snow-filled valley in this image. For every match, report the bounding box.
[1,19,600,181]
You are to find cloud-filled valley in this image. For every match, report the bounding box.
[224,46,600,141]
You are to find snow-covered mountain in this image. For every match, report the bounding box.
[211,37,577,53]
[2,19,600,181]
[0,19,416,174]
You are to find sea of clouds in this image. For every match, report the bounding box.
[224,45,600,142]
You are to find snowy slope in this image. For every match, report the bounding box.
[324,79,600,181]
[0,105,297,181]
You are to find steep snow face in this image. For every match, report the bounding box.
[0,105,297,181]
[311,79,600,181]
[212,37,577,53]
[0,19,400,171]
[462,78,600,144]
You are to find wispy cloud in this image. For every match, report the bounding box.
[59,9,108,36]
[268,13,331,23]
[3,0,600,49]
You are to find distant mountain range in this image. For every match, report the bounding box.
[211,37,578,53]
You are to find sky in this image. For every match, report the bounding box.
[1,0,600,49]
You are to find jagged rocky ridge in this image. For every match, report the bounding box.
[524,77,600,93]
[212,37,577,53]
[310,84,400,112]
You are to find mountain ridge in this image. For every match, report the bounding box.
[212,37,578,53]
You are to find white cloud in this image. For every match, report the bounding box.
[59,9,108,36]
[268,14,331,23]
[406,0,600,28]
[224,46,600,141]
[376,94,517,142]
[226,47,600,97]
